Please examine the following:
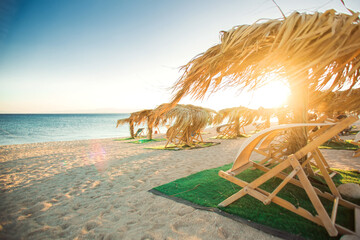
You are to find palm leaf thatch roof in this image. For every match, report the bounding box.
[116,109,153,128]
[151,103,216,127]
[214,106,260,126]
[170,10,360,109]
[117,109,156,139]
[309,88,360,115]
[151,103,216,145]
[116,117,131,127]
[214,106,287,126]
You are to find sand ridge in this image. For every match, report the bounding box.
[0,127,359,239]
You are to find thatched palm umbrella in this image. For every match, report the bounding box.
[214,106,260,137]
[117,109,154,139]
[151,103,216,147]
[169,10,360,157]
[310,88,360,117]
[117,116,135,138]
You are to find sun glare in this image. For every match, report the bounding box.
[182,77,291,111]
[249,80,291,109]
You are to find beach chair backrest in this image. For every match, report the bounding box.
[231,123,335,171]
[135,128,144,137]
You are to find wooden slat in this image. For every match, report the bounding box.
[245,159,291,190]
[218,187,248,207]
[356,207,360,235]
[288,156,338,236]
[218,170,324,226]
[231,162,253,176]
[314,148,331,169]
[294,117,357,160]
[246,187,267,202]
[218,171,251,207]
[263,166,300,205]
[335,224,357,236]
[312,150,341,197]
[253,183,324,226]
[329,171,337,178]
[252,161,358,209]
[219,160,291,207]
[271,193,323,226]
[331,197,339,224]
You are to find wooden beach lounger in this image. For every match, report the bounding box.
[253,115,338,178]
[216,123,246,139]
[165,127,203,148]
[218,116,360,237]
[134,128,145,138]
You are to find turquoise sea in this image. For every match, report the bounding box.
[0,114,133,146]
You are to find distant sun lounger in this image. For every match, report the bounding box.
[134,128,145,138]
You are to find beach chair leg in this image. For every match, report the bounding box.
[312,151,341,197]
[219,159,291,207]
[288,155,338,236]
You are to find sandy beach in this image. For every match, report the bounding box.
[1,128,359,240]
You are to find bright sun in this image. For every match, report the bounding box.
[249,80,291,109]
[182,78,291,111]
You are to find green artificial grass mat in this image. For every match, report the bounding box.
[319,139,359,150]
[146,142,220,151]
[128,138,166,144]
[152,163,360,240]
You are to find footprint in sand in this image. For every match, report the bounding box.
[176,207,194,217]
[85,221,99,231]
[61,222,70,230]
[171,221,199,235]
[217,226,229,239]
[72,202,81,210]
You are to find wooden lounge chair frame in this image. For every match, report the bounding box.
[216,123,246,139]
[253,115,338,178]
[165,127,204,148]
[134,128,145,138]
[218,116,360,237]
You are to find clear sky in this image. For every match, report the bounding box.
[0,0,359,113]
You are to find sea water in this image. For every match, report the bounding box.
[0,114,133,146]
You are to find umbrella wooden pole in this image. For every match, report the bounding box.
[148,126,153,140]
[235,118,241,137]
[130,121,135,139]
[288,81,310,169]
[147,116,153,140]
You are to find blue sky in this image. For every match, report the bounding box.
[0,0,359,113]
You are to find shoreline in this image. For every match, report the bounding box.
[0,128,359,239]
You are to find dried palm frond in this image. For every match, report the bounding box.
[116,118,130,128]
[310,88,360,116]
[214,106,260,137]
[117,109,155,139]
[151,103,216,147]
[170,10,360,111]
